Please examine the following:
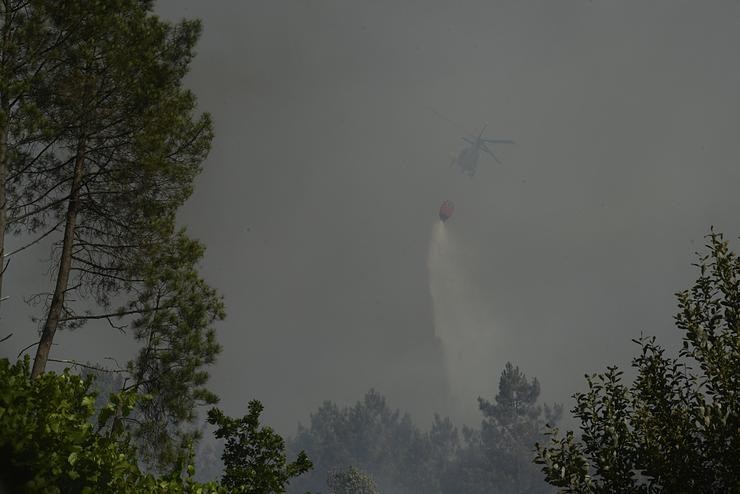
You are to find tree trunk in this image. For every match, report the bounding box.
[0,100,8,309]
[31,138,86,378]
[0,7,12,311]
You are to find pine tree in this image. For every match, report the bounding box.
[18,1,213,378]
[478,363,561,492]
[3,1,221,473]
[124,230,224,472]
[445,363,561,494]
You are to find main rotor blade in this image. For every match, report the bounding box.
[481,143,502,164]
[478,124,488,139]
[462,137,476,145]
[483,139,515,144]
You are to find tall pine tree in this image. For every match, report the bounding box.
[17,1,212,378]
[444,363,561,494]
[124,230,224,471]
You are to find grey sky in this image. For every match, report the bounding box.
[3,0,740,434]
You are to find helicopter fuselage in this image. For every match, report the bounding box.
[447,123,513,177]
[455,143,481,176]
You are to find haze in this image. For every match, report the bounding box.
[3,0,740,436]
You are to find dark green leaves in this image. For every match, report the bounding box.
[207,401,313,494]
[534,230,740,492]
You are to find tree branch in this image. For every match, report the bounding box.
[17,340,41,359]
[58,306,167,323]
[47,358,128,373]
[4,219,64,258]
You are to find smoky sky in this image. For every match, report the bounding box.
[3,0,740,433]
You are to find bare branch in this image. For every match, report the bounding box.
[166,120,210,160]
[17,340,41,359]
[5,137,60,179]
[4,219,64,258]
[8,192,72,224]
[70,266,142,285]
[47,358,128,373]
[59,306,164,323]
[104,356,126,372]
[8,156,75,209]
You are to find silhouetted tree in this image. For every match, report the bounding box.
[400,414,459,494]
[444,363,560,494]
[289,389,459,494]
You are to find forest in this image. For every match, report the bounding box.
[0,1,739,493]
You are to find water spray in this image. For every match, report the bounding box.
[427,220,500,425]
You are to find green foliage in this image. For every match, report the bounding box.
[327,465,378,494]
[208,401,312,493]
[3,0,222,474]
[535,231,740,492]
[125,230,225,472]
[17,0,214,374]
[0,356,223,493]
[0,0,70,299]
[2,3,313,493]
[0,358,312,493]
[76,232,227,475]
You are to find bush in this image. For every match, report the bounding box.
[535,231,740,492]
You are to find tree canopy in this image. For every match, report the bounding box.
[21,0,213,379]
[208,401,312,494]
[442,363,560,494]
[535,231,740,492]
[327,465,379,494]
[0,357,312,493]
[288,377,558,494]
[0,0,223,474]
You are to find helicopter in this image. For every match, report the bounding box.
[450,124,514,177]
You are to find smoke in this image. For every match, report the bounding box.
[427,221,502,425]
